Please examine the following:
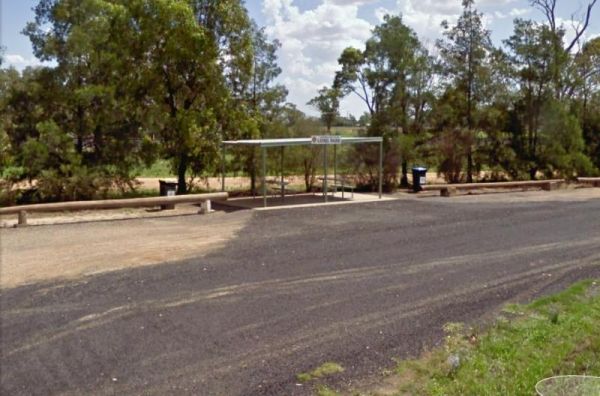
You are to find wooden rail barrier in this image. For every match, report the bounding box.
[421,180,564,197]
[577,177,600,187]
[0,192,228,226]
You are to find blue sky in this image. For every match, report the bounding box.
[2,0,599,116]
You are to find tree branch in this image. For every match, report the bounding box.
[566,0,598,53]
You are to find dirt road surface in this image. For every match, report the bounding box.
[1,211,252,288]
[1,189,599,395]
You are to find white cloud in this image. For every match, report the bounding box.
[399,0,460,43]
[509,8,530,17]
[262,0,465,116]
[326,0,377,4]
[479,0,518,5]
[259,0,597,116]
[493,7,528,19]
[4,54,43,69]
[374,6,393,22]
[369,1,465,47]
[263,0,373,116]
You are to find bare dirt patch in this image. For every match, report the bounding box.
[437,184,600,203]
[0,210,252,289]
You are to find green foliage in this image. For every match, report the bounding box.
[136,160,174,178]
[296,362,344,383]
[334,15,432,189]
[1,0,265,200]
[307,86,341,132]
[436,0,493,183]
[393,279,600,395]
[538,101,594,178]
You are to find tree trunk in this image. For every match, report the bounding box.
[467,150,473,183]
[400,161,409,187]
[304,159,310,192]
[177,154,188,194]
[248,147,256,197]
[250,168,256,196]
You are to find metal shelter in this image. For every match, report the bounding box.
[220,136,383,207]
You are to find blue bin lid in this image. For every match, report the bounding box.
[412,166,427,171]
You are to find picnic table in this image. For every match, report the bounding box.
[265,179,291,200]
[317,176,355,199]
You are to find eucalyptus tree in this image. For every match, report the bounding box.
[125,0,252,193]
[232,24,287,195]
[504,19,594,179]
[437,0,493,183]
[23,0,153,195]
[22,0,258,195]
[334,15,428,188]
[504,20,558,179]
[307,86,341,133]
[573,37,600,168]
[372,16,430,186]
[334,47,379,117]
[529,0,598,100]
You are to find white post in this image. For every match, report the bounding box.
[200,200,212,214]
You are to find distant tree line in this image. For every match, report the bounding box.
[1,0,599,204]
[311,0,600,188]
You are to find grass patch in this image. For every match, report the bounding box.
[297,362,344,383]
[316,384,340,396]
[104,188,159,199]
[136,159,174,178]
[391,279,600,395]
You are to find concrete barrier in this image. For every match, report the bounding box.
[421,180,564,197]
[0,192,228,226]
[577,177,600,187]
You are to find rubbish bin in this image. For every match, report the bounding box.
[412,167,427,192]
[158,180,178,210]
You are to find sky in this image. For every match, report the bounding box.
[1,0,599,117]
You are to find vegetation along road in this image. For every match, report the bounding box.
[2,196,600,395]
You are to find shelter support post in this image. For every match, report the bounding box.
[280,146,285,200]
[333,145,337,197]
[379,140,383,199]
[262,147,267,208]
[323,146,328,203]
[221,145,225,192]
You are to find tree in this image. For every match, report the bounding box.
[529,0,598,100]
[537,101,593,178]
[530,0,597,53]
[22,0,258,195]
[358,112,371,127]
[504,20,558,179]
[504,17,595,178]
[573,38,600,169]
[23,0,155,196]
[437,0,493,183]
[371,15,430,186]
[334,47,378,116]
[134,0,255,193]
[334,15,428,189]
[307,86,341,132]
[233,23,287,195]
